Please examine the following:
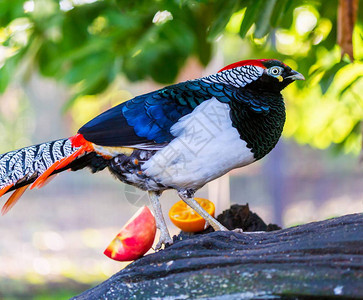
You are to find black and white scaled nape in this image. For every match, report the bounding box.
[202,64,264,88]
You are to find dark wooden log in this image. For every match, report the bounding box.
[74,213,363,299]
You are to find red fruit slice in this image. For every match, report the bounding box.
[104,206,156,261]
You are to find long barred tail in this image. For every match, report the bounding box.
[0,134,94,215]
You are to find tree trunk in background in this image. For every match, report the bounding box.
[337,0,358,60]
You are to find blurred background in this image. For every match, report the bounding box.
[0,0,362,298]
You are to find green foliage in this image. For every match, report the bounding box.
[0,0,362,153]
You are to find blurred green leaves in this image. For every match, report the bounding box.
[319,60,350,94]
[0,0,362,154]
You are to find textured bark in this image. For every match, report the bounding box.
[337,0,358,59]
[74,213,363,299]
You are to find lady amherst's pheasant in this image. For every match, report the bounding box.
[0,59,304,248]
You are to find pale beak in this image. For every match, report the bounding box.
[286,70,305,81]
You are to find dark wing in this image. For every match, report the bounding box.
[78,78,267,148]
[78,80,219,147]
[78,100,149,147]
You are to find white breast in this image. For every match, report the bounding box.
[142,98,255,190]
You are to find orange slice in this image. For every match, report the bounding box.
[168,198,215,232]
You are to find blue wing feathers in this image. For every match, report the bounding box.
[78,78,269,147]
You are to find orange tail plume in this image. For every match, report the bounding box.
[0,134,94,213]
[2,185,29,215]
[0,184,14,198]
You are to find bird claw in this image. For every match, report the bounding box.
[232,228,244,233]
[154,231,173,251]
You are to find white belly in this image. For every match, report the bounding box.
[142,98,255,190]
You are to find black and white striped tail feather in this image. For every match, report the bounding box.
[0,138,82,214]
[0,138,78,190]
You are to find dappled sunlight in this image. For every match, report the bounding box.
[283,62,363,153]
[295,8,317,35]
